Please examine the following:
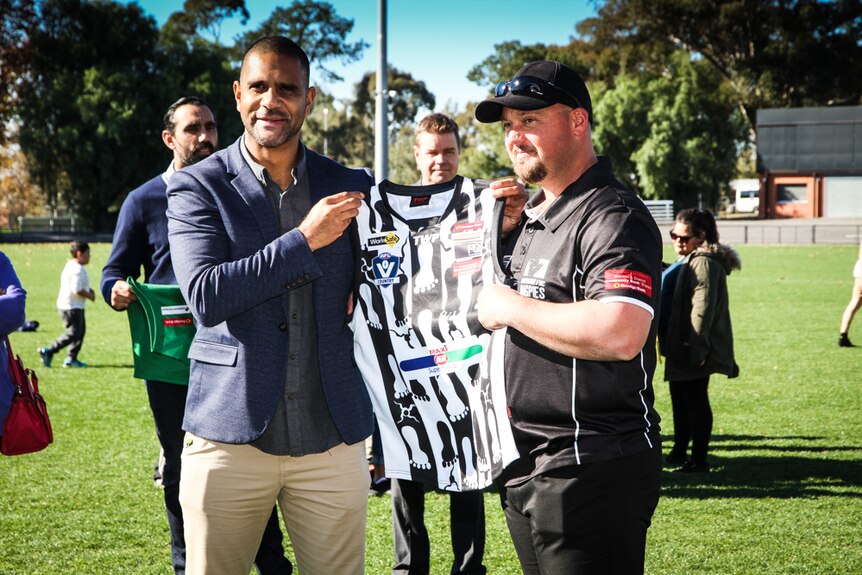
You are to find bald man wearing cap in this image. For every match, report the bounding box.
[474,61,663,574]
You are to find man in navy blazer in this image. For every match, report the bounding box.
[167,36,373,575]
[102,97,292,575]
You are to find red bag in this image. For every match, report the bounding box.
[1,336,53,455]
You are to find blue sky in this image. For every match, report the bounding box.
[128,0,597,109]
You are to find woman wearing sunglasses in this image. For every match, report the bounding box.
[659,208,741,473]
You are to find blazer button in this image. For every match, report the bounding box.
[302,274,310,281]
[283,282,291,289]
[279,323,288,332]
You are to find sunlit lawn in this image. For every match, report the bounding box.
[1,242,860,574]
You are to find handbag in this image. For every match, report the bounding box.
[1,336,53,455]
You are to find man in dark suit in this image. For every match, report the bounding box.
[101,97,292,575]
[166,37,374,575]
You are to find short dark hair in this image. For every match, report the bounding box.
[164,96,213,134]
[70,240,90,257]
[415,113,460,150]
[242,36,311,88]
[675,208,719,244]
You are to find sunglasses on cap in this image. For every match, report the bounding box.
[669,231,693,242]
[494,75,583,110]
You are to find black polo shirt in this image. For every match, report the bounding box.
[499,156,663,486]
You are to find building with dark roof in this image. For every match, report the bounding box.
[757,106,862,218]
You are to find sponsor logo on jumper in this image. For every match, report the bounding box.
[161,305,190,316]
[519,258,549,299]
[413,233,439,246]
[453,257,482,277]
[410,195,432,207]
[454,242,485,260]
[450,221,484,242]
[399,344,484,372]
[518,276,546,300]
[372,252,400,285]
[161,305,194,326]
[523,258,549,279]
[368,232,400,248]
[604,269,652,297]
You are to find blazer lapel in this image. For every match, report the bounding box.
[226,138,280,239]
[305,147,333,204]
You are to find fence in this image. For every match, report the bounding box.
[16,216,78,233]
[643,200,674,224]
[655,219,862,245]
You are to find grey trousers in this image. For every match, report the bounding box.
[49,308,85,360]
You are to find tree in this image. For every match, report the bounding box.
[352,68,436,138]
[467,40,594,94]
[15,0,165,230]
[157,37,245,144]
[0,143,44,229]
[455,104,513,182]
[582,0,862,132]
[386,124,420,185]
[234,0,368,83]
[593,52,746,208]
[305,69,436,171]
[162,0,249,45]
[0,0,38,143]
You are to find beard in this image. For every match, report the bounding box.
[248,112,303,148]
[512,155,548,185]
[180,142,215,167]
[509,141,548,185]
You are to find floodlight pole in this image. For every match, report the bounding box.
[374,0,388,182]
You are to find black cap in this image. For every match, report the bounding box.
[474,60,592,124]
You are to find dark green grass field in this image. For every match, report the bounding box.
[1,242,860,574]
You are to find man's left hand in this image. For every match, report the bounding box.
[489,177,527,235]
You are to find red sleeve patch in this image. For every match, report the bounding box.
[604,269,652,297]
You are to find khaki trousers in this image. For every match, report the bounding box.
[179,435,370,575]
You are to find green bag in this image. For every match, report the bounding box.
[126,278,195,385]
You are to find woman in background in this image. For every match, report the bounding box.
[838,238,862,347]
[660,209,740,473]
[1,250,27,439]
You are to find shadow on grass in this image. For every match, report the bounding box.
[709,433,861,453]
[661,434,862,499]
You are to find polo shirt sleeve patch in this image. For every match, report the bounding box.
[603,269,652,297]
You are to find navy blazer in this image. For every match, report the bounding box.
[101,173,176,306]
[166,137,374,445]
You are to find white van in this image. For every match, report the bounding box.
[730,179,760,213]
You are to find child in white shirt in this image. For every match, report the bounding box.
[39,240,95,368]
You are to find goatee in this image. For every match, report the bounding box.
[514,161,547,185]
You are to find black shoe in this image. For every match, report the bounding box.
[838,333,854,347]
[665,452,687,466]
[675,460,710,473]
[17,320,39,332]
